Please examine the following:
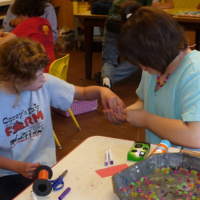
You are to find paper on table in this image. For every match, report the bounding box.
[172,11,200,17]
[95,164,129,178]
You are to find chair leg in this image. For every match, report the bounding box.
[53,130,62,150]
[68,108,81,130]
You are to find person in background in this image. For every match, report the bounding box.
[0,38,125,200]
[2,0,58,42]
[0,0,55,73]
[104,1,200,151]
[151,0,174,9]
[197,3,200,9]
[94,0,174,90]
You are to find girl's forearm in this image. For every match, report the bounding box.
[0,155,20,173]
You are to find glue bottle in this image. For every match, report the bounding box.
[149,140,171,156]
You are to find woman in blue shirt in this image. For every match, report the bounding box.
[104,1,200,151]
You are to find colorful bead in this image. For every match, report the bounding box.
[119,166,200,199]
[149,184,153,188]
[168,178,172,183]
[149,180,154,184]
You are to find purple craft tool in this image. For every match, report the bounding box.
[105,149,109,166]
[58,187,71,200]
[108,148,114,165]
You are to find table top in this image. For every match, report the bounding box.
[14,136,181,200]
[74,11,107,19]
[164,8,200,23]
[74,8,200,23]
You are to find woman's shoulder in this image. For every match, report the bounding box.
[184,50,200,69]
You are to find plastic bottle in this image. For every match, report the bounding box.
[149,140,171,156]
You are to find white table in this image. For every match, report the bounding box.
[14,136,181,200]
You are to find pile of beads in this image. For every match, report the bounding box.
[119,167,200,200]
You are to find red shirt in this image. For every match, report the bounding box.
[12,17,55,73]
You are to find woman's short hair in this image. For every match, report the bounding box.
[118,1,188,74]
[11,0,46,17]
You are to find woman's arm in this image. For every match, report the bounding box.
[125,109,200,149]
[126,99,144,110]
[3,4,15,32]
[152,0,174,9]
[44,3,58,42]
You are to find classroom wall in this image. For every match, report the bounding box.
[174,0,199,8]
[56,0,200,30]
[51,0,94,30]
[55,0,198,46]
[161,0,199,8]
[173,0,199,46]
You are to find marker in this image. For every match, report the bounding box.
[58,187,71,200]
[108,148,114,165]
[30,191,38,200]
[105,149,109,166]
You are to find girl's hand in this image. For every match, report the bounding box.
[103,106,126,125]
[17,162,41,179]
[100,88,126,114]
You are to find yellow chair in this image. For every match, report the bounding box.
[49,54,81,149]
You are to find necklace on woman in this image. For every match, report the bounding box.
[157,51,185,88]
[157,73,170,87]
[157,67,178,87]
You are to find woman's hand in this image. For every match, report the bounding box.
[103,106,126,125]
[10,18,21,27]
[16,162,41,179]
[151,2,163,8]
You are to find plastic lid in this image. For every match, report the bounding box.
[160,140,171,148]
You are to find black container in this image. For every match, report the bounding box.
[112,153,200,200]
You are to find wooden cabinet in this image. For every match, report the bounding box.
[51,0,74,30]
[0,0,75,31]
[50,0,94,30]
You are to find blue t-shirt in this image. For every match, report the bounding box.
[136,50,200,151]
[0,74,75,177]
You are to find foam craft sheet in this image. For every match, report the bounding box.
[96,164,129,178]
